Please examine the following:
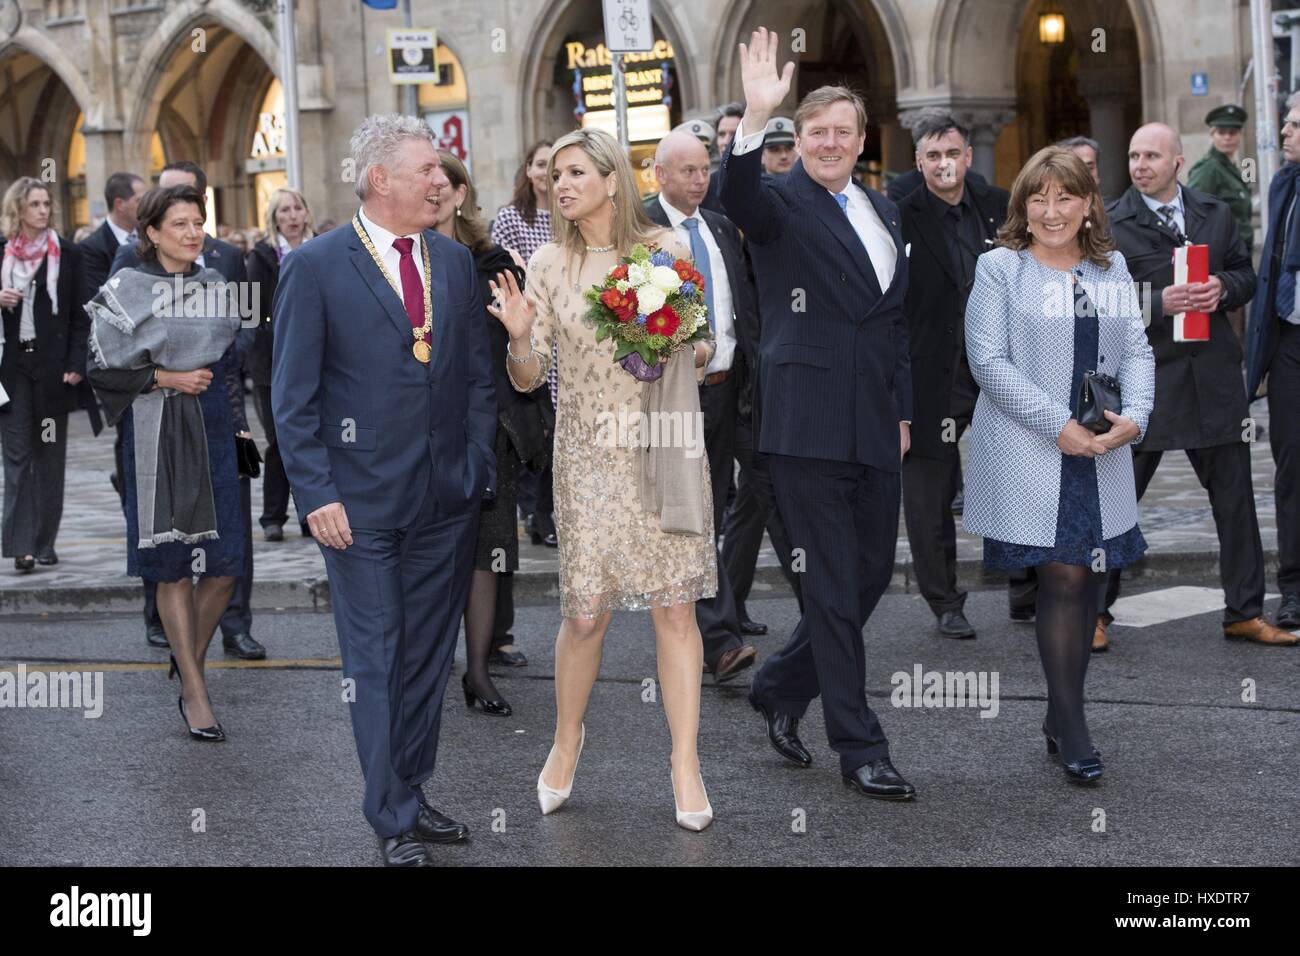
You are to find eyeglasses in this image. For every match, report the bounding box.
[1283,119,1300,131]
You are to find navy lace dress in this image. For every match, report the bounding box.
[983,282,1147,570]
[123,343,246,583]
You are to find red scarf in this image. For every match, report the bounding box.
[1,229,60,317]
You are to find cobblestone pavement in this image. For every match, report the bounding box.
[0,396,1279,595]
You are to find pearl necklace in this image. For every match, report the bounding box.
[584,243,615,253]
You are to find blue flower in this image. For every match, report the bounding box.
[650,250,674,267]
[636,313,648,325]
[680,281,696,296]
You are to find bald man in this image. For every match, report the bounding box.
[643,131,765,681]
[1104,124,1289,646]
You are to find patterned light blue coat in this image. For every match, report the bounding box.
[962,247,1156,547]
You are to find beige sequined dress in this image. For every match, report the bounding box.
[518,235,717,618]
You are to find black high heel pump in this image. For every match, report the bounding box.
[171,654,226,741]
[462,673,512,717]
[1042,722,1102,783]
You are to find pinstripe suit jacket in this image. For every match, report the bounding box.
[961,247,1156,547]
[718,146,911,471]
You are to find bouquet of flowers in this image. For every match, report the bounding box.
[582,243,710,382]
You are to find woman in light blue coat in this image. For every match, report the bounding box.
[964,147,1155,784]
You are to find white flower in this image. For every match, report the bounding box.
[615,280,630,293]
[650,265,682,293]
[635,284,667,314]
[626,262,652,287]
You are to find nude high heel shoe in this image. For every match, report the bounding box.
[537,724,585,815]
[671,768,714,832]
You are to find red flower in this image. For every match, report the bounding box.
[691,271,705,290]
[601,287,638,322]
[610,263,629,281]
[646,305,681,337]
[674,260,694,282]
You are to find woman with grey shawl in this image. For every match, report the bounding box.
[87,185,248,741]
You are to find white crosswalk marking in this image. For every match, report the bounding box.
[1110,586,1281,628]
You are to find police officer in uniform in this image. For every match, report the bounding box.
[1189,104,1254,341]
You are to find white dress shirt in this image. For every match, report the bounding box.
[732,118,896,293]
[358,207,424,297]
[1140,186,1186,237]
[106,217,134,248]
[657,195,736,375]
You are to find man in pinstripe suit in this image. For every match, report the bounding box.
[719,28,916,800]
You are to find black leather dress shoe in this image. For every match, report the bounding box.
[222,632,266,660]
[749,692,812,767]
[488,643,528,667]
[1009,606,1035,622]
[263,524,284,542]
[738,618,768,636]
[36,553,58,566]
[1277,594,1300,630]
[380,832,433,866]
[842,758,916,800]
[13,556,34,572]
[414,797,469,844]
[146,624,169,648]
[937,610,976,639]
[713,644,757,683]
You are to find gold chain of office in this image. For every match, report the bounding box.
[352,215,434,363]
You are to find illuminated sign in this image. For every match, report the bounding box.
[566,37,676,142]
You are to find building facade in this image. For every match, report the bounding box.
[0,0,1266,234]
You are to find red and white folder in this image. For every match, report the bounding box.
[1172,244,1210,342]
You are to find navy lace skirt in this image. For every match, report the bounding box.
[983,453,1147,570]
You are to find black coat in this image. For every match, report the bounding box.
[77,220,121,302]
[0,236,102,432]
[642,196,762,411]
[899,179,1009,459]
[475,242,552,471]
[244,240,279,387]
[1105,185,1256,450]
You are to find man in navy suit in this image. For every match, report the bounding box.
[109,161,265,661]
[720,28,916,800]
[272,114,496,866]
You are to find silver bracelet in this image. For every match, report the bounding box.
[506,340,535,364]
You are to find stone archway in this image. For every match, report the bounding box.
[516,0,703,150]
[0,36,88,233]
[709,0,909,181]
[124,3,278,228]
[930,0,1157,190]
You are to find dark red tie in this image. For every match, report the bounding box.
[391,236,427,342]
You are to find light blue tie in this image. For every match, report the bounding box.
[834,192,850,215]
[682,217,715,331]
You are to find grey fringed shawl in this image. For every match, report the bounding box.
[86,265,241,548]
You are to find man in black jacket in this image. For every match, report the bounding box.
[646,129,761,682]
[79,172,145,300]
[899,113,1009,639]
[1104,123,1294,647]
[80,172,145,507]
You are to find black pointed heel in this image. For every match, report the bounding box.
[1062,756,1104,784]
[461,673,512,717]
[178,696,226,742]
[168,653,180,683]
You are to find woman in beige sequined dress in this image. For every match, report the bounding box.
[490,128,718,831]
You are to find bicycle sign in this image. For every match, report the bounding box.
[602,0,653,53]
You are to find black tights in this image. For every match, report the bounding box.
[1034,561,1101,763]
[463,570,504,701]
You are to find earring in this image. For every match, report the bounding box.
[1084,218,1092,230]
[455,206,462,218]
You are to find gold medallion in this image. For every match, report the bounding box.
[413,340,432,363]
